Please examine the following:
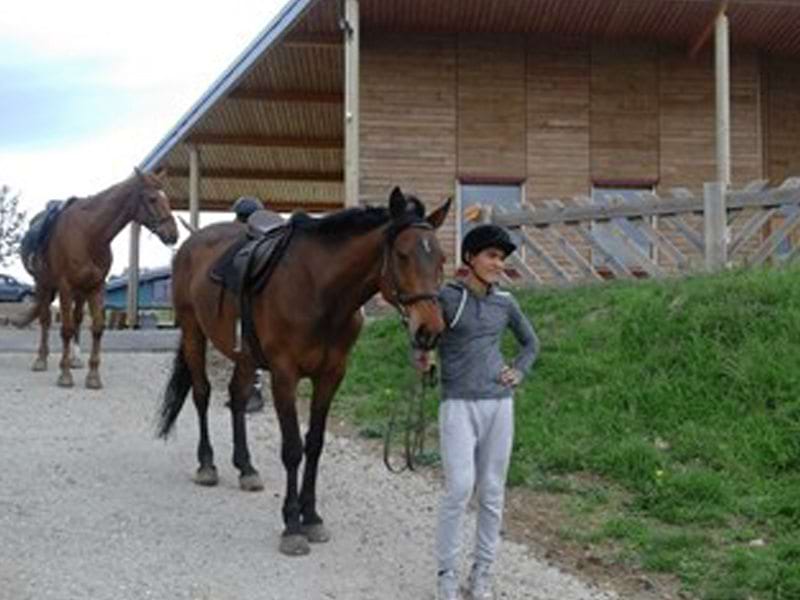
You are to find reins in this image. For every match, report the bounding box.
[383,357,438,474]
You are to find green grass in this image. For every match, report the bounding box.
[335,265,800,599]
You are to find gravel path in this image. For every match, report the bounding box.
[0,352,619,600]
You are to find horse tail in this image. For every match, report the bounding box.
[157,344,193,438]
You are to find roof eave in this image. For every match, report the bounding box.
[138,0,319,173]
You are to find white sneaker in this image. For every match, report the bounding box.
[467,563,494,600]
[436,570,460,600]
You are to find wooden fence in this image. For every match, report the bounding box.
[476,178,800,287]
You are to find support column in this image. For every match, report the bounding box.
[704,181,728,271]
[126,223,141,328]
[715,12,731,187]
[189,145,201,228]
[343,0,360,207]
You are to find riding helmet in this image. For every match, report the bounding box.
[232,196,265,222]
[461,224,517,260]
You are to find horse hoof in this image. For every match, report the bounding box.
[239,472,264,492]
[85,374,103,389]
[31,359,47,372]
[301,523,331,544]
[70,357,84,369]
[57,373,74,388]
[193,466,219,486]
[279,534,310,556]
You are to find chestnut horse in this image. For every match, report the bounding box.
[158,187,450,556]
[14,169,178,389]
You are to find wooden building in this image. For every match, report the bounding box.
[132,0,800,315]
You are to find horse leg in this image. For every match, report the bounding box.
[228,360,264,491]
[56,287,75,388]
[298,366,345,544]
[182,318,217,486]
[272,368,309,556]
[70,299,84,370]
[32,290,53,372]
[84,291,104,389]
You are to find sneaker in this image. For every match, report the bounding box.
[467,563,493,600]
[436,569,460,600]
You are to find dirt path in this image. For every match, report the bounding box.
[0,352,620,600]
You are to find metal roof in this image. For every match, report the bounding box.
[140,0,800,214]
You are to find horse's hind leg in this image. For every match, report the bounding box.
[56,286,75,388]
[84,290,104,389]
[70,299,85,370]
[31,290,54,372]
[228,359,264,492]
[182,318,217,486]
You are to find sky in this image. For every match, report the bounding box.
[0,0,287,283]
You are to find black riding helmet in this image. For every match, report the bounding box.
[232,196,264,222]
[461,224,516,261]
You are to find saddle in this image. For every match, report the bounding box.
[20,198,75,276]
[209,210,295,368]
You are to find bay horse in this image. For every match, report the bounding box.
[158,187,450,556]
[14,168,178,389]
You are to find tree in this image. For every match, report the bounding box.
[0,185,27,267]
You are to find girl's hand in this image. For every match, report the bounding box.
[498,366,522,388]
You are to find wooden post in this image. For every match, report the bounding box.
[344,0,360,207]
[189,145,201,228]
[715,11,731,187]
[704,181,728,271]
[126,223,141,328]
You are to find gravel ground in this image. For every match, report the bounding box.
[0,352,619,600]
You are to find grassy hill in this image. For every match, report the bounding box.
[335,266,800,599]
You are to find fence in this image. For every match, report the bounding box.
[477,178,800,287]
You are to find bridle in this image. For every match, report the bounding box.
[137,187,173,234]
[381,220,440,322]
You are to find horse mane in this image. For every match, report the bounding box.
[290,195,426,239]
[70,174,142,208]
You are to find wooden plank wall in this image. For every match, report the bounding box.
[527,39,590,203]
[457,35,527,179]
[590,42,659,183]
[766,57,800,184]
[360,33,797,268]
[360,33,458,255]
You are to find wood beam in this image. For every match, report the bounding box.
[186,133,343,149]
[170,197,343,213]
[688,0,728,59]
[227,89,343,103]
[166,167,343,182]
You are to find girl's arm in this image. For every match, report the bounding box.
[508,296,539,377]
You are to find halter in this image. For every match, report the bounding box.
[137,188,173,233]
[381,220,440,320]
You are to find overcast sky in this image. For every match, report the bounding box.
[0,0,286,282]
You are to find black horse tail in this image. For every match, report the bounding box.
[157,345,193,439]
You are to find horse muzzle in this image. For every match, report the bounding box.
[156,220,179,245]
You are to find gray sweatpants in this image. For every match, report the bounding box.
[435,398,514,574]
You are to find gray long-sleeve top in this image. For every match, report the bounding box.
[437,281,539,400]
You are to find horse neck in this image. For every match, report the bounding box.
[313,227,386,316]
[84,179,141,245]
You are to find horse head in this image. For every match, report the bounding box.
[380,186,451,352]
[133,167,179,245]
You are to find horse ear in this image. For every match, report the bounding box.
[389,186,406,220]
[426,197,452,229]
[134,166,145,180]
